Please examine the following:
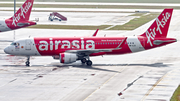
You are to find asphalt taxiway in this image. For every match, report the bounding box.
[0,8,180,101]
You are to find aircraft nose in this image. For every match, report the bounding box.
[4,47,10,54]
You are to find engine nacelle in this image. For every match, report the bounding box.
[59,53,77,64]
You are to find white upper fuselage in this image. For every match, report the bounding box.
[0,20,11,32]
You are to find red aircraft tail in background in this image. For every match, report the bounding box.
[0,0,36,32]
[9,0,34,21]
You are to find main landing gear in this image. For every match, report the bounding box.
[25,56,30,66]
[81,57,92,66]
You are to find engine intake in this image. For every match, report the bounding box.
[59,53,77,64]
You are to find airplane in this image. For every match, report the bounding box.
[0,0,36,32]
[4,8,176,66]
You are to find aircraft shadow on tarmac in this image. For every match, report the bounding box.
[1,64,119,73]
[127,62,172,67]
[48,62,171,67]
[1,62,171,73]
[88,62,171,67]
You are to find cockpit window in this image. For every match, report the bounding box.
[10,42,20,46]
[10,42,16,45]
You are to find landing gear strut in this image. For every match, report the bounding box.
[26,56,30,66]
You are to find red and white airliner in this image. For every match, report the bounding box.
[4,9,176,66]
[0,0,36,32]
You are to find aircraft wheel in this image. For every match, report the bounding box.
[81,58,86,64]
[26,56,30,66]
[86,60,92,66]
[26,61,30,66]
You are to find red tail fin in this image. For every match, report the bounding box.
[9,0,34,21]
[140,8,173,38]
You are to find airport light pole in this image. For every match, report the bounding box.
[14,0,16,14]
[14,0,16,40]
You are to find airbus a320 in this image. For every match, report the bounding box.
[4,9,176,66]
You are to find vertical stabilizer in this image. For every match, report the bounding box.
[140,8,173,38]
[9,0,34,21]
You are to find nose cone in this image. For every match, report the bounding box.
[4,47,10,54]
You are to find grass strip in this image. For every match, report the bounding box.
[28,25,111,30]
[170,85,180,101]
[109,13,159,30]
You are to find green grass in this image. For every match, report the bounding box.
[170,85,180,101]
[109,13,159,30]
[28,25,111,30]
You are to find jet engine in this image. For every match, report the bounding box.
[59,53,78,64]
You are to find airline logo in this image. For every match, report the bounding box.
[139,8,173,47]
[12,1,32,27]
[36,38,95,51]
[145,12,171,46]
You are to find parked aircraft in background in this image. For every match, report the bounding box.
[0,0,36,32]
[4,9,176,66]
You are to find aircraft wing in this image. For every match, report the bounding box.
[66,48,112,55]
[66,37,127,56]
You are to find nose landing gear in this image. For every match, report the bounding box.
[25,56,30,66]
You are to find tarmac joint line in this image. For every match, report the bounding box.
[140,72,168,101]
[83,64,128,101]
